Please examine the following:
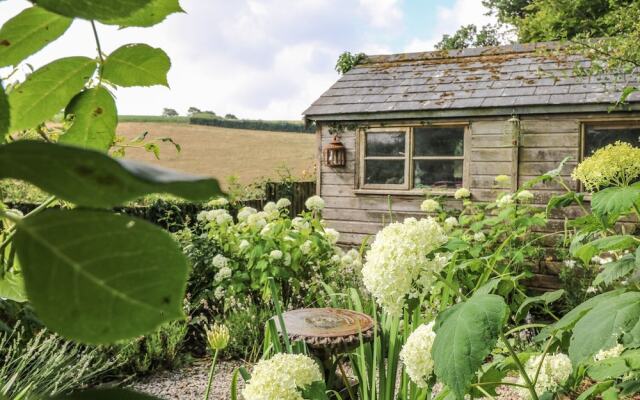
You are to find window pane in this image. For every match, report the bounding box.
[584,125,640,156]
[414,127,464,157]
[366,132,406,156]
[414,160,463,189]
[365,160,405,185]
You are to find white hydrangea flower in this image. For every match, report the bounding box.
[237,207,257,222]
[443,216,459,231]
[300,240,313,255]
[305,195,325,211]
[362,217,448,315]
[400,322,437,388]
[563,259,576,269]
[212,254,228,269]
[215,211,233,225]
[420,199,440,213]
[495,174,510,186]
[247,212,267,229]
[473,231,486,242]
[516,353,572,398]
[454,188,471,199]
[207,197,229,208]
[331,254,341,263]
[239,239,251,251]
[323,228,340,245]
[215,266,232,282]
[517,190,534,202]
[243,353,323,400]
[269,250,283,260]
[594,343,624,362]
[292,217,310,231]
[214,286,225,300]
[276,198,291,209]
[263,202,278,214]
[260,222,275,237]
[496,194,514,208]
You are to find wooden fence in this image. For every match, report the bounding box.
[241,181,316,217]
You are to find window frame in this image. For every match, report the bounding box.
[357,124,470,194]
[580,120,640,162]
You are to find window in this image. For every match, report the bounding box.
[359,125,468,192]
[583,122,640,157]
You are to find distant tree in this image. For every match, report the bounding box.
[200,110,217,117]
[335,51,366,74]
[224,114,238,120]
[187,106,201,116]
[162,108,179,117]
[435,24,502,50]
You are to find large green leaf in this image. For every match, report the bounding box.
[0,269,27,302]
[569,291,640,365]
[33,0,153,20]
[0,6,72,68]
[102,0,183,27]
[0,80,8,143]
[51,388,161,399]
[102,44,170,87]
[59,86,117,150]
[516,289,564,320]
[592,184,640,217]
[8,56,96,132]
[433,294,508,399]
[594,255,637,286]
[0,141,222,208]
[14,209,188,343]
[573,235,637,265]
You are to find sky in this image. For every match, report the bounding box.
[0,0,497,120]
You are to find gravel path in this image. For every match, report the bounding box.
[132,359,249,400]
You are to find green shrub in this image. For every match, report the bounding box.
[0,324,117,398]
[189,116,315,133]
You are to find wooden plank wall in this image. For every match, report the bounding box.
[318,113,639,290]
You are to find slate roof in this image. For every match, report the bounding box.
[304,42,640,120]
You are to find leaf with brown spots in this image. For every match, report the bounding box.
[59,87,117,151]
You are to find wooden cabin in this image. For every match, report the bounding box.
[303,42,640,287]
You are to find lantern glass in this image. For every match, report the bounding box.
[324,137,346,167]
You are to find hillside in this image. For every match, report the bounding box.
[117,122,316,189]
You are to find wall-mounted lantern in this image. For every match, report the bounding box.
[323,135,347,167]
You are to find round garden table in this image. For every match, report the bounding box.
[271,308,375,397]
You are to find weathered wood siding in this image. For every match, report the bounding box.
[317,113,640,289]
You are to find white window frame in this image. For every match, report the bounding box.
[357,124,470,194]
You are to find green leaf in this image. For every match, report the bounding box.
[572,235,637,265]
[577,381,615,400]
[0,80,8,143]
[301,381,329,400]
[14,209,188,343]
[0,269,27,303]
[102,44,170,87]
[516,289,564,320]
[569,291,640,365]
[0,6,72,68]
[8,56,96,132]
[59,87,117,150]
[601,386,619,400]
[587,358,629,381]
[594,255,636,286]
[0,141,223,208]
[34,0,153,20]
[50,388,162,399]
[433,294,508,399]
[102,0,183,27]
[546,192,583,216]
[592,184,640,217]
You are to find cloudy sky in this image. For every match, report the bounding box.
[0,0,496,120]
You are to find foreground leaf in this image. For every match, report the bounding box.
[0,269,27,302]
[592,184,640,217]
[433,294,508,399]
[0,6,72,68]
[572,235,637,265]
[51,388,161,399]
[102,0,183,27]
[569,291,640,365]
[102,44,170,87]
[34,0,153,20]
[594,255,636,286]
[0,141,223,208]
[0,80,8,143]
[8,56,96,132]
[516,289,564,320]
[59,87,117,150]
[14,209,189,343]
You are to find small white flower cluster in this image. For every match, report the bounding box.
[197,208,233,225]
[420,199,440,213]
[516,353,572,398]
[454,187,471,199]
[207,197,229,208]
[594,343,624,362]
[292,217,310,231]
[322,228,340,245]
[276,198,291,209]
[362,217,448,315]
[400,322,437,388]
[214,266,232,283]
[516,190,534,202]
[473,231,486,242]
[237,206,257,222]
[243,353,323,400]
[305,195,325,211]
[443,216,459,231]
[496,194,514,208]
[212,254,228,269]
